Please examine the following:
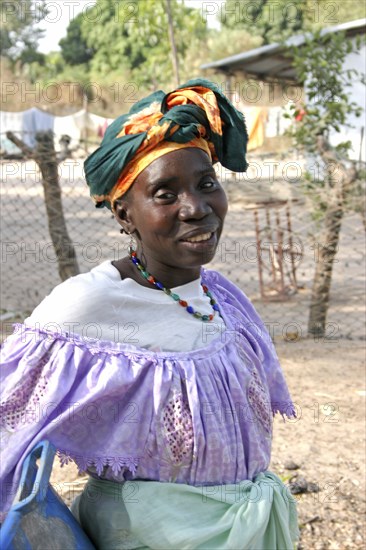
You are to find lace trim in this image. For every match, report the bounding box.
[247,368,273,434]
[12,323,230,360]
[0,352,51,430]
[271,401,297,418]
[57,450,139,476]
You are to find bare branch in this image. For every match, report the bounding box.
[6,132,34,158]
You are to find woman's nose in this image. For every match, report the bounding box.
[178,193,212,220]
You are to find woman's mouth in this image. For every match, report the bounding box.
[184,232,213,243]
[180,232,218,252]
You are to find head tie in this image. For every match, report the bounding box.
[84,78,248,210]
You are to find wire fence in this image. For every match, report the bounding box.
[0,152,365,342]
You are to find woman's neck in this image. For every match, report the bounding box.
[112,256,201,289]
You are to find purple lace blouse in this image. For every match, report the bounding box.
[0,269,294,519]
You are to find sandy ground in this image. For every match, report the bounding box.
[271,340,365,550]
[47,339,365,550]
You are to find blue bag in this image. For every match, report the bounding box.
[0,440,95,549]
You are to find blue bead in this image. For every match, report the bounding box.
[213,304,220,311]
[156,281,164,289]
[186,306,194,314]
[132,257,139,265]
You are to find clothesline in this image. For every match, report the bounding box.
[0,105,294,156]
[0,107,114,155]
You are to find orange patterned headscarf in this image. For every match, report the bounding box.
[85,78,248,210]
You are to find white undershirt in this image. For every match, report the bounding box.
[25,261,226,352]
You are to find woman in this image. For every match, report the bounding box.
[0,79,298,549]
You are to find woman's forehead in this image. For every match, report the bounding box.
[136,148,214,184]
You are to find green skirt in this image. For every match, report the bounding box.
[71,471,299,550]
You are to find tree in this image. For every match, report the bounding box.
[6,131,80,281]
[220,0,306,44]
[285,30,365,337]
[165,0,180,86]
[205,27,262,63]
[59,12,95,66]
[80,0,208,89]
[220,0,366,45]
[0,0,47,61]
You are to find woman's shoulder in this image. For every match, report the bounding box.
[203,268,267,331]
[24,261,123,328]
[202,268,250,303]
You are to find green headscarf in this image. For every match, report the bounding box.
[84,78,248,210]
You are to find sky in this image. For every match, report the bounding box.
[37,0,223,54]
[38,1,91,53]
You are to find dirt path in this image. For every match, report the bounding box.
[271,340,365,549]
[48,339,365,549]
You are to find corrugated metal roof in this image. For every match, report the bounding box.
[201,18,366,83]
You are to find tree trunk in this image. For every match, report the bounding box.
[35,131,80,281]
[165,0,180,87]
[6,130,80,282]
[308,199,344,337]
[308,136,357,337]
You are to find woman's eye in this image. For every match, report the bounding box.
[155,191,176,200]
[200,179,218,189]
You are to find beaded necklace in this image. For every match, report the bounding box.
[128,248,220,322]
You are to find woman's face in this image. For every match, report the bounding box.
[115,147,228,285]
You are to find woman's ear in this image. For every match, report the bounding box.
[113,197,136,235]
